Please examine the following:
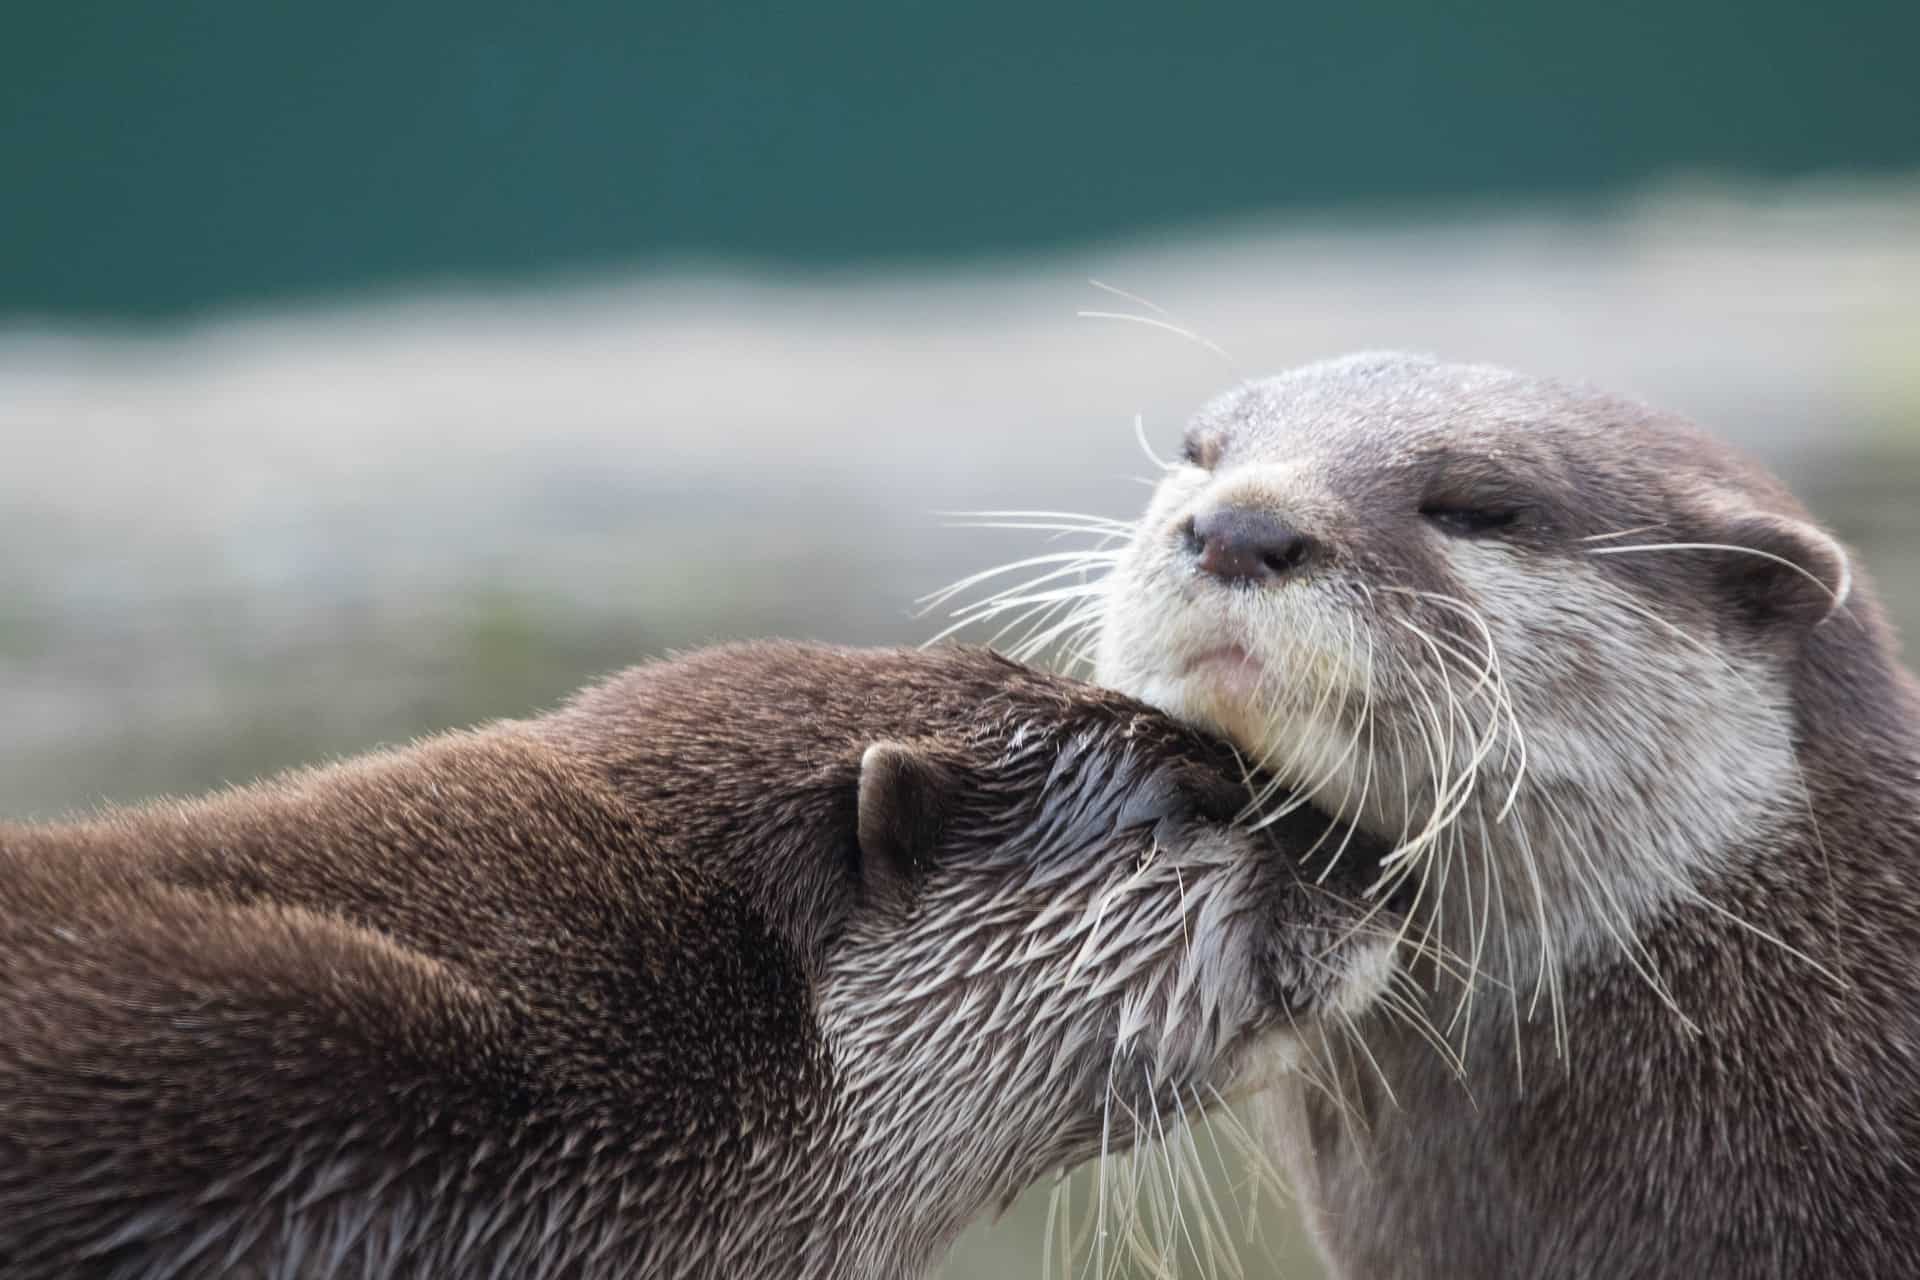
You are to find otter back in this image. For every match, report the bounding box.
[0,642,1389,1279]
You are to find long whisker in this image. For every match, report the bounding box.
[1488,845,1529,1083]
[1138,1069,1202,1277]
[938,563,1116,625]
[935,508,1138,530]
[1587,541,1853,620]
[1575,522,1670,543]
[1078,282,1237,367]
[1599,592,1849,985]
[1383,588,1529,820]
[1132,413,1176,473]
[1085,278,1179,320]
[1166,1088,1243,1280]
[923,583,1109,649]
[916,549,1124,612]
[1532,783,1699,1035]
[1506,799,1566,1053]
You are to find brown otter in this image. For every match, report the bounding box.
[0,641,1392,1279]
[1038,353,1920,1278]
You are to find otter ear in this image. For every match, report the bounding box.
[1714,509,1852,627]
[856,742,957,905]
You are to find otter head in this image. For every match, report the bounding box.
[1094,353,1889,1016]
[824,681,1394,1229]
[557,643,1393,1275]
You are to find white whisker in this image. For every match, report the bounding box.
[1132,413,1176,473]
[1076,288,1236,366]
[1587,541,1853,619]
[1576,522,1670,543]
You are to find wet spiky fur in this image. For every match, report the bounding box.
[0,642,1386,1279]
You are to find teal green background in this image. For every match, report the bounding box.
[5,0,1919,317]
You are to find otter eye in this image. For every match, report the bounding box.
[1181,432,1219,470]
[1421,505,1521,536]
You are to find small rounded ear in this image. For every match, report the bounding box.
[1714,509,1853,628]
[856,742,958,907]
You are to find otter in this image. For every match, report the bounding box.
[1066,354,1920,1278]
[0,641,1392,1280]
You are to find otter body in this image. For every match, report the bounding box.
[1090,355,1920,1278]
[0,643,1387,1279]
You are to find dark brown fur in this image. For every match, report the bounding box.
[0,642,1383,1279]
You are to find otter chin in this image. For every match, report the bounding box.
[1082,353,1920,1278]
[1178,645,1271,733]
[0,641,1391,1280]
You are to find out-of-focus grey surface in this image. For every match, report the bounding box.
[3,190,1918,1277]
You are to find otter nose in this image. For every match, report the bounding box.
[1186,507,1317,584]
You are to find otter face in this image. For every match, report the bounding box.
[1093,353,1855,990]
[814,683,1393,1260]
[567,643,1396,1273]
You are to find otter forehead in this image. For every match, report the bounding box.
[1154,353,1852,639]
[1198,352,1638,457]
[1187,351,1796,525]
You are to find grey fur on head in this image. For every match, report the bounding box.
[1068,352,1920,1278]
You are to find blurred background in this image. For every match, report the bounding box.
[4,2,1918,1275]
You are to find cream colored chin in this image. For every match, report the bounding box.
[1179,675,1330,788]
[1184,678,1278,759]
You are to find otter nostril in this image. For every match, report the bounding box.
[1179,515,1203,557]
[1190,507,1317,585]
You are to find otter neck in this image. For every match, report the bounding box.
[1281,683,1807,995]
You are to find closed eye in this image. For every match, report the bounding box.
[1181,430,1221,470]
[1420,504,1522,536]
